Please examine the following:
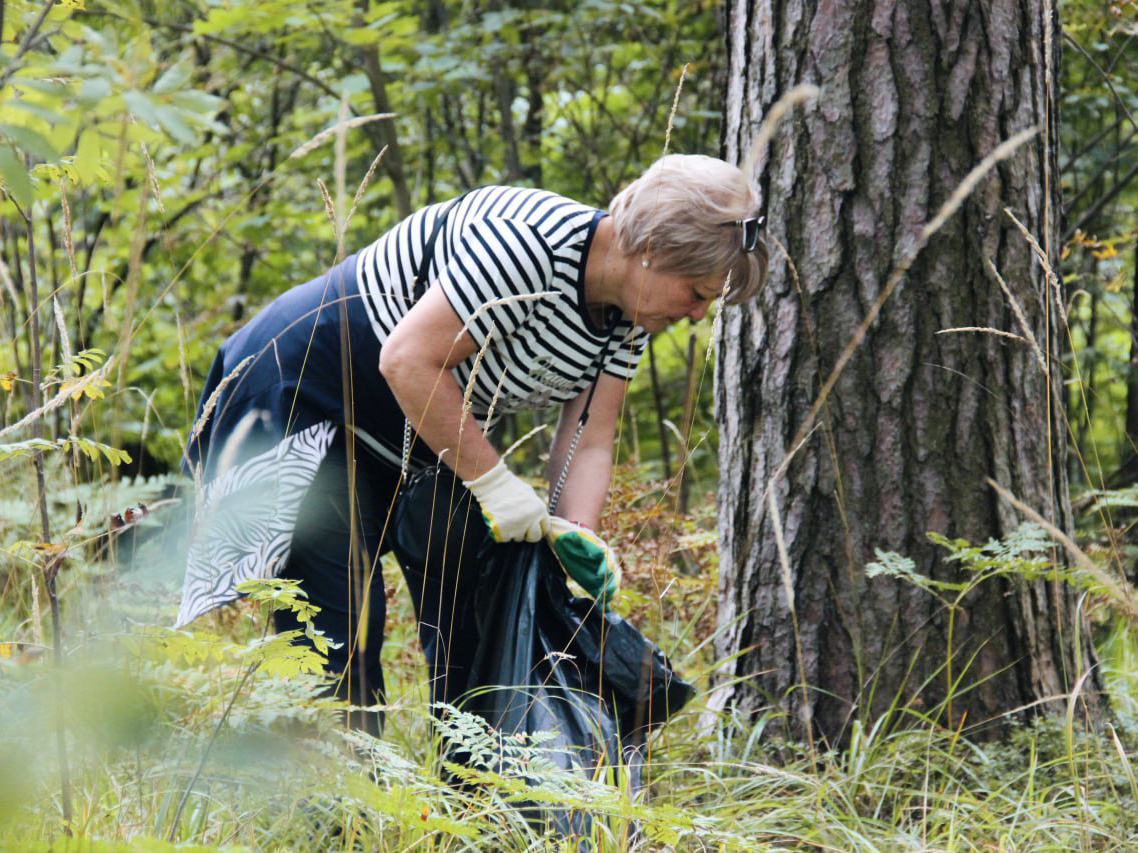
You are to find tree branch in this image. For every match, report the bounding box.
[1064,159,1138,241]
[80,10,345,103]
[1064,32,1138,136]
[0,0,56,91]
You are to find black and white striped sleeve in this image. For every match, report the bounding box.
[434,218,555,350]
[603,324,650,380]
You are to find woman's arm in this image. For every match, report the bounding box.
[547,373,628,530]
[379,285,500,481]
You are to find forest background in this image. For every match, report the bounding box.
[2,0,1138,850]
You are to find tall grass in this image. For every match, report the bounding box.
[2,463,1138,851]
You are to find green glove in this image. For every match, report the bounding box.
[546,516,621,607]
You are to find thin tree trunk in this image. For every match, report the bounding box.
[355,1,412,218]
[25,191,74,832]
[647,339,673,482]
[1077,286,1098,473]
[677,332,698,514]
[1114,247,1138,494]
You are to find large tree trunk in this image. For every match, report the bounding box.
[714,0,1101,743]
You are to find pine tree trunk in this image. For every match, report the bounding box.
[714,0,1101,742]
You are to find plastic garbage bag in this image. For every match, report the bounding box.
[389,466,695,837]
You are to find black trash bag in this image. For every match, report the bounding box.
[389,466,695,837]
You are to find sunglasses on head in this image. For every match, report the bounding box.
[720,215,764,252]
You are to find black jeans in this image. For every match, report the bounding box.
[273,430,489,735]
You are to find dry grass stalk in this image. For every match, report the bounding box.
[140,141,165,214]
[638,63,693,268]
[185,354,255,450]
[767,480,816,763]
[986,258,1048,374]
[661,63,689,157]
[51,296,73,373]
[987,477,1138,624]
[0,255,19,309]
[778,128,1039,482]
[334,92,349,260]
[457,291,557,343]
[1042,0,1056,276]
[1109,724,1138,802]
[115,181,151,391]
[317,178,338,238]
[0,355,116,440]
[1003,206,1067,325]
[456,325,495,451]
[742,85,822,180]
[501,424,547,461]
[920,129,1039,240]
[707,270,731,364]
[768,232,801,291]
[481,372,507,439]
[344,146,388,234]
[765,422,822,509]
[767,486,795,610]
[288,113,396,161]
[936,326,1030,343]
[29,554,43,647]
[175,310,192,411]
[58,180,78,282]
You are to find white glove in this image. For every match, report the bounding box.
[463,460,550,543]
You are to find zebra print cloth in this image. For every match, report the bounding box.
[176,420,336,627]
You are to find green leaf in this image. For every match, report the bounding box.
[343,26,382,46]
[152,59,193,95]
[0,144,32,209]
[78,76,114,105]
[122,90,162,131]
[154,105,195,145]
[0,438,57,462]
[0,124,59,161]
[10,100,67,125]
[64,437,132,466]
[865,549,921,583]
[170,90,225,115]
[73,128,101,184]
[6,75,71,97]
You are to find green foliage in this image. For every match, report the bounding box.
[1,465,1137,851]
[868,522,1055,600]
[0,436,131,465]
[2,1,1138,850]
[1060,0,1138,484]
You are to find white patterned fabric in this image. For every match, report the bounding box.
[176,420,336,627]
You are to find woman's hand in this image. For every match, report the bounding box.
[546,517,621,607]
[464,460,550,542]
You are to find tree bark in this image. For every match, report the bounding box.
[715,0,1101,743]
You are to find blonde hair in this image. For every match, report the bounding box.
[608,154,768,304]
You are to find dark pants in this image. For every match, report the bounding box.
[273,430,489,735]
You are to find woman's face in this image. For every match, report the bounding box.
[620,267,726,333]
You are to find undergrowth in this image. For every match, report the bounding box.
[2,463,1138,851]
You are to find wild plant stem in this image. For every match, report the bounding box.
[25,173,74,834]
[0,0,54,92]
[946,606,956,729]
[167,660,259,842]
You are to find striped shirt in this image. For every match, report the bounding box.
[355,186,649,425]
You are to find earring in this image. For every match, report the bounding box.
[641,257,649,268]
